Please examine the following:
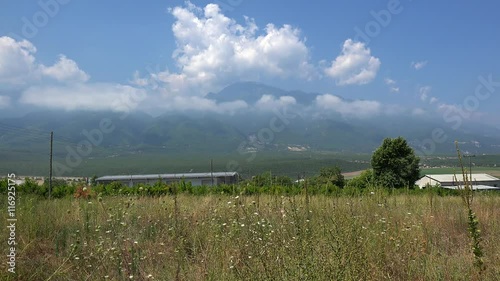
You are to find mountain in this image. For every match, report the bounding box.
[206,81,319,105]
[1,82,500,176]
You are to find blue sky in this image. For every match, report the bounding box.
[1,0,500,123]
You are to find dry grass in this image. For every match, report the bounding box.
[1,193,500,280]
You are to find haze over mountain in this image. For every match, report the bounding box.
[1,82,499,160]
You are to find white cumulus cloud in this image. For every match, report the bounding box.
[159,95,248,114]
[411,60,428,70]
[384,78,396,85]
[384,78,399,93]
[419,86,432,102]
[0,36,90,86]
[0,36,37,85]
[20,83,146,112]
[324,39,381,85]
[315,94,382,118]
[40,55,90,83]
[255,95,297,111]
[0,36,148,112]
[139,2,316,97]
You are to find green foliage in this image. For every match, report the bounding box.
[317,166,345,188]
[0,177,487,198]
[248,172,293,187]
[346,169,374,189]
[20,178,43,195]
[0,178,8,193]
[90,175,98,186]
[371,137,420,188]
[43,178,74,198]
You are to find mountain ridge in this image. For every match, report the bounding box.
[1,82,499,158]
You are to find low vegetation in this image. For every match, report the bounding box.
[1,138,498,280]
[1,190,500,280]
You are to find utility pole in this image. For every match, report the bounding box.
[49,131,53,199]
[210,159,214,187]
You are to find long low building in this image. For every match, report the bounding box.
[416,173,500,190]
[96,172,239,187]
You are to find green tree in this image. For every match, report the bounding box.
[346,169,373,189]
[90,175,98,186]
[0,178,8,193]
[371,137,420,188]
[250,172,292,187]
[318,166,345,188]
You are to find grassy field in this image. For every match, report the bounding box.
[1,193,500,280]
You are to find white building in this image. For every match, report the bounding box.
[416,173,500,190]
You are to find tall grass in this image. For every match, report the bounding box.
[1,191,500,280]
[455,142,485,276]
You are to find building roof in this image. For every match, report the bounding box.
[96,172,238,181]
[423,173,500,183]
[443,185,500,191]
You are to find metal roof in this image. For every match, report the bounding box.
[443,185,500,191]
[96,172,238,181]
[423,173,500,183]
